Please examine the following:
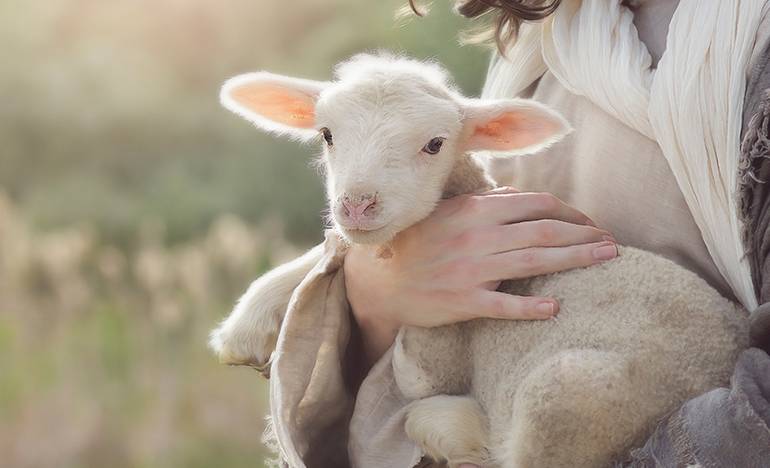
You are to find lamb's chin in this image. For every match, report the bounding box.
[339,224,398,246]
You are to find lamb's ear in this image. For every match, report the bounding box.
[461,99,571,155]
[220,72,329,141]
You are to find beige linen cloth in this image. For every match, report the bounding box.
[262,2,770,467]
[266,230,353,467]
[265,228,428,468]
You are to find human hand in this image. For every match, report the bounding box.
[344,188,617,366]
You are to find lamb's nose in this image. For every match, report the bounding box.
[342,194,377,220]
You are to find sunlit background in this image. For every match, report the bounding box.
[0,1,488,466]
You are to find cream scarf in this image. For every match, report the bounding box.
[483,0,767,310]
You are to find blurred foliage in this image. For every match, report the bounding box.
[0,0,488,466]
[0,0,488,248]
[0,193,299,467]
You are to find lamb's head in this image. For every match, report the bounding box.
[221,54,570,244]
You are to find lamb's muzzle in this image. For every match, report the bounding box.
[338,192,380,229]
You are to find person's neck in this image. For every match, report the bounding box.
[623,0,681,68]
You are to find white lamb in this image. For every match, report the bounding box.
[210,54,749,467]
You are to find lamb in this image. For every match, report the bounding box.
[209,54,749,467]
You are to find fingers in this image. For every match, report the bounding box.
[479,240,619,282]
[491,220,612,253]
[472,290,559,320]
[452,191,594,228]
[447,220,613,257]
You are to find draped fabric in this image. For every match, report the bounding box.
[483,0,766,310]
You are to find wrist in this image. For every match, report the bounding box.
[345,245,402,366]
[351,304,401,367]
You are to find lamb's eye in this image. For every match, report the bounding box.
[422,137,445,155]
[320,127,333,147]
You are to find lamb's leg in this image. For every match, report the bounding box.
[393,324,471,399]
[405,395,490,468]
[501,350,653,468]
[209,243,324,371]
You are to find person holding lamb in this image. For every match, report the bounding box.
[211,0,770,467]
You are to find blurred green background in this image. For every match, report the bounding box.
[0,1,487,466]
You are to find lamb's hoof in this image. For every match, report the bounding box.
[248,356,272,379]
[208,326,276,378]
[221,346,273,379]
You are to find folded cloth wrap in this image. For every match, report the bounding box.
[266,230,353,467]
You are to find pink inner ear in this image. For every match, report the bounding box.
[231,83,316,128]
[472,112,559,151]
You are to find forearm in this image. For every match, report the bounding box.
[344,245,402,368]
[352,305,401,369]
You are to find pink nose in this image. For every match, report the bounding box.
[342,194,377,221]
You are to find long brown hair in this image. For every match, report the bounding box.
[408,0,562,53]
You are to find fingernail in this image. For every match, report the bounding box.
[537,302,556,317]
[487,185,518,194]
[593,242,618,261]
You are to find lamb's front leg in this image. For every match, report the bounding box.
[394,325,485,466]
[406,395,490,468]
[393,324,472,399]
[209,243,324,372]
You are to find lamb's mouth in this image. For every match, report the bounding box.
[345,225,387,234]
[338,221,395,244]
[337,219,389,233]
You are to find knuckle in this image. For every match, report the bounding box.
[518,249,540,269]
[590,228,610,241]
[436,290,466,314]
[534,220,559,243]
[452,292,479,319]
[517,298,546,319]
[436,196,467,220]
[451,229,480,251]
[459,195,485,216]
[462,259,482,280]
[576,244,601,265]
[557,243,585,263]
[437,195,463,215]
[486,295,508,319]
[440,259,475,283]
[532,192,560,212]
